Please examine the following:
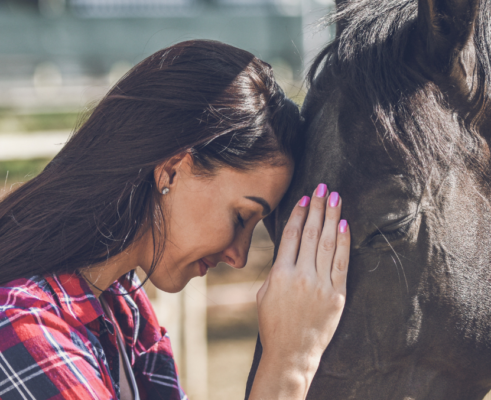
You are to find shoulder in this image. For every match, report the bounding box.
[0,275,95,345]
[0,278,115,398]
[0,275,59,314]
[0,277,94,370]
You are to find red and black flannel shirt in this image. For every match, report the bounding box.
[0,272,187,400]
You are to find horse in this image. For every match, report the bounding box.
[245,0,491,399]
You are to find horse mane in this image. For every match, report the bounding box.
[307,0,491,179]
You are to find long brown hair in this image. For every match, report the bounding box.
[0,40,301,285]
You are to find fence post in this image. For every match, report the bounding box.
[148,275,208,400]
[182,278,208,400]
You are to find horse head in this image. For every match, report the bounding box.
[246,0,491,398]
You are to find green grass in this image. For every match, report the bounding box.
[0,110,83,133]
[0,158,52,185]
[18,112,80,132]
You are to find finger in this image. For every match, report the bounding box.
[331,219,350,292]
[296,184,329,269]
[275,196,310,265]
[317,192,342,278]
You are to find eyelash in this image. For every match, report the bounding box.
[237,213,245,228]
[379,225,410,241]
[367,219,413,245]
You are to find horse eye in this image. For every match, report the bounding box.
[366,218,414,247]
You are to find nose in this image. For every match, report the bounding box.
[221,234,251,269]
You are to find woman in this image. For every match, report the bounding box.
[0,40,350,399]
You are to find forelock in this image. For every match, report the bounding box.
[307,0,491,181]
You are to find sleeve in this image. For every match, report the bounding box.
[0,306,116,400]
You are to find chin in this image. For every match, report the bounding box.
[147,271,193,294]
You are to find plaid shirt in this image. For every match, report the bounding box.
[0,272,187,400]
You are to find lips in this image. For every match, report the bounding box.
[198,258,215,277]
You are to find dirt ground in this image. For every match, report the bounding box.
[208,337,257,400]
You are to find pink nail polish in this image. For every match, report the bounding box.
[339,220,348,233]
[329,192,340,207]
[315,183,328,198]
[299,196,310,207]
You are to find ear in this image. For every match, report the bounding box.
[416,0,479,75]
[154,152,190,193]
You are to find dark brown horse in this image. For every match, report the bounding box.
[246,0,491,398]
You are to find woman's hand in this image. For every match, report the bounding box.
[249,183,350,400]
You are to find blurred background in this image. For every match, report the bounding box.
[0,1,334,399]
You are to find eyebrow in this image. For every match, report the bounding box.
[245,196,271,216]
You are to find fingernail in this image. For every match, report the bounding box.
[315,183,328,198]
[339,220,348,233]
[299,196,310,207]
[329,192,340,207]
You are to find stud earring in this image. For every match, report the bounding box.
[162,187,170,195]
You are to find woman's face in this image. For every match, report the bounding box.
[138,154,293,293]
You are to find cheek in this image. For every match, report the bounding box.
[206,220,237,252]
[166,187,238,257]
[175,208,237,256]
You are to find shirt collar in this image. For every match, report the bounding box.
[45,272,105,326]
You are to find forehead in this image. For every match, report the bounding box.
[304,93,410,189]
[292,98,423,244]
[214,162,293,196]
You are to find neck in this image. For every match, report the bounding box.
[309,361,490,400]
[79,246,140,298]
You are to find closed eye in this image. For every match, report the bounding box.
[237,213,245,228]
[364,216,415,247]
